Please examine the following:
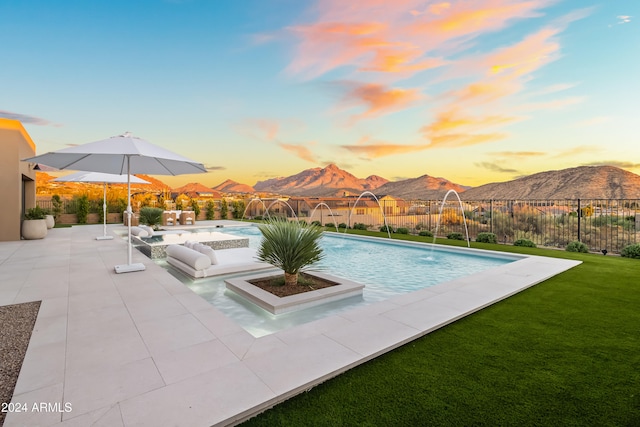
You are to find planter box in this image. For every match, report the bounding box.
[225,271,364,315]
[87,213,100,224]
[57,214,77,224]
[22,219,48,240]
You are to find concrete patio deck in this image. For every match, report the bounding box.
[1,222,580,426]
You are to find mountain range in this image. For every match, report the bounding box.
[253,164,388,197]
[459,165,640,200]
[213,179,256,194]
[37,164,640,200]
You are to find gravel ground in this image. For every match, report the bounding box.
[0,301,41,427]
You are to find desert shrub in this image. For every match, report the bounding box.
[447,232,464,240]
[325,222,335,229]
[338,223,348,229]
[231,201,245,219]
[190,199,201,217]
[298,220,308,226]
[441,208,463,225]
[205,200,215,220]
[380,225,393,233]
[396,227,409,234]
[514,238,536,248]
[51,194,63,219]
[24,206,47,220]
[311,221,322,227]
[476,232,497,244]
[254,215,264,221]
[418,230,433,237]
[75,195,90,224]
[220,199,228,219]
[108,198,127,215]
[353,223,368,230]
[139,207,163,229]
[621,243,640,259]
[566,240,589,253]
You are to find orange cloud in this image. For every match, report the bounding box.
[339,82,423,121]
[488,151,546,157]
[421,109,514,148]
[341,142,430,159]
[414,1,549,36]
[429,132,506,148]
[281,1,587,152]
[422,109,515,135]
[278,143,317,163]
[286,1,554,79]
[486,28,561,78]
[420,21,578,148]
[552,145,603,158]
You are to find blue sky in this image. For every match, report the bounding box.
[2,0,638,188]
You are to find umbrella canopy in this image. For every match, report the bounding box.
[24,132,207,273]
[53,172,151,241]
[53,171,150,184]
[25,132,206,176]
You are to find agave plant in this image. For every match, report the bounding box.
[139,207,163,229]
[256,218,325,286]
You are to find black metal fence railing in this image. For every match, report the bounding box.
[284,198,639,254]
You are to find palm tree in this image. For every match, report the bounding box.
[256,218,325,286]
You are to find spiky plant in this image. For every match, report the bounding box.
[256,218,325,286]
[139,207,163,229]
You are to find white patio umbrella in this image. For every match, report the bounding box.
[24,132,207,273]
[53,171,150,241]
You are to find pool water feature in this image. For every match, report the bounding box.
[166,225,520,337]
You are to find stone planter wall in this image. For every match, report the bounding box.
[56,212,124,225]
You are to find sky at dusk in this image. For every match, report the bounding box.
[2,0,638,189]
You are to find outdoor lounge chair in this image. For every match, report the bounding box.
[123,211,139,226]
[162,211,177,226]
[179,211,195,225]
[165,243,272,278]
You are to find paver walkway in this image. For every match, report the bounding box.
[0,222,580,426]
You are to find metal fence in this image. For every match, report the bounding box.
[291,198,639,254]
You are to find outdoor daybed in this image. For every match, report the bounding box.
[165,243,273,278]
[130,225,155,237]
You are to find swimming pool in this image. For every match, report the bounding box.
[162,225,521,337]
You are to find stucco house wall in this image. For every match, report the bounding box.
[0,119,37,241]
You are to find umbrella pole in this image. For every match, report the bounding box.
[96,182,114,240]
[115,157,146,273]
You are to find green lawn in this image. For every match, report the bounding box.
[241,232,640,426]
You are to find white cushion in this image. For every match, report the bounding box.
[184,240,195,249]
[166,245,211,270]
[130,226,148,237]
[197,245,218,265]
[139,225,154,236]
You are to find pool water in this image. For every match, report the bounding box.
[163,225,518,337]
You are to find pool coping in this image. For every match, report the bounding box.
[1,221,582,427]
